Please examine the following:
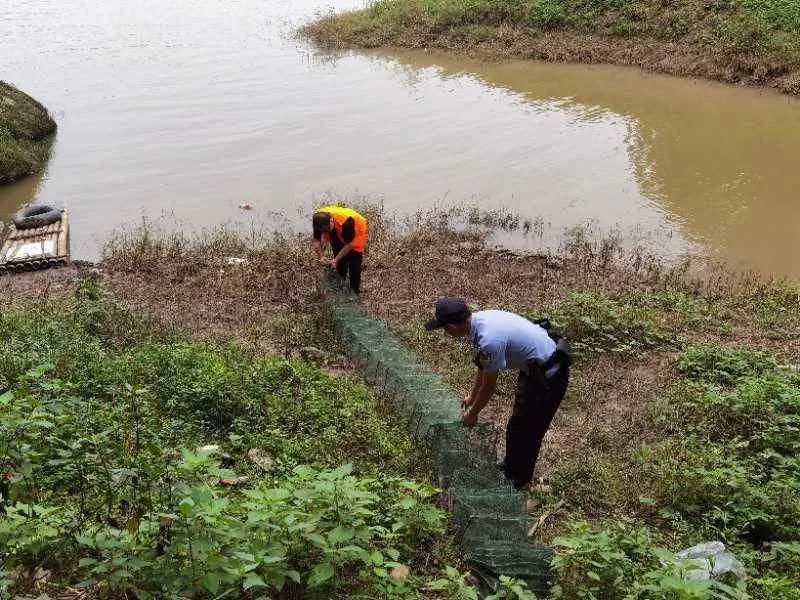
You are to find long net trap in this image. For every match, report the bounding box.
[323,279,552,597]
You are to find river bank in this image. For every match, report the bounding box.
[7,0,800,274]
[3,206,798,598]
[303,0,800,95]
[0,81,56,185]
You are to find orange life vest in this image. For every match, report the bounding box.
[317,205,368,252]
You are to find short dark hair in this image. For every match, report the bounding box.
[312,212,331,239]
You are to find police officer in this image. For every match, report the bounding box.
[425,297,571,490]
[312,205,368,294]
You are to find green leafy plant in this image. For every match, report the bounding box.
[650,365,800,542]
[552,521,748,600]
[540,291,669,356]
[677,345,778,385]
[486,575,539,599]
[425,566,479,600]
[71,459,444,598]
[0,288,458,598]
[551,520,651,599]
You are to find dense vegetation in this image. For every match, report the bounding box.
[0,81,56,184]
[304,0,800,94]
[8,207,800,597]
[539,294,800,599]
[0,280,492,598]
[392,286,800,597]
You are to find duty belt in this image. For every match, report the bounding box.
[525,338,572,377]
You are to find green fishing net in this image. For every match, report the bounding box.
[324,279,553,597]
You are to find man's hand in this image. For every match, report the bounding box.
[319,257,329,265]
[329,259,337,270]
[462,408,478,428]
[463,370,497,429]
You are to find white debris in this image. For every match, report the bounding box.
[675,541,746,581]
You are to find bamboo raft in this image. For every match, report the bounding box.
[0,209,70,275]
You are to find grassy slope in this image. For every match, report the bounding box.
[361,215,800,598]
[0,81,57,184]
[0,280,463,598]
[303,0,800,94]
[4,206,799,597]
[350,211,800,598]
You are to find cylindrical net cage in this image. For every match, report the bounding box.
[323,279,553,597]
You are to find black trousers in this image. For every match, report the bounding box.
[504,363,570,488]
[330,235,363,294]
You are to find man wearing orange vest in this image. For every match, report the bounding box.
[312,205,368,294]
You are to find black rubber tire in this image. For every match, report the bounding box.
[13,204,61,230]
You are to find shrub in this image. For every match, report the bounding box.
[677,345,778,385]
[0,285,455,597]
[652,369,800,541]
[541,291,669,356]
[552,520,748,600]
[2,456,445,598]
[552,520,651,598]
[526,0,568,29]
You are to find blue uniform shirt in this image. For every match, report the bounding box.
[470,310,557,374]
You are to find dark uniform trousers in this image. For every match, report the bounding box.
[330,235,363,294]
[505,362,570,488]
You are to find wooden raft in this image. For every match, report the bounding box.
[0,209,70,275]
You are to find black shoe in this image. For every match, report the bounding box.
[496,459,510,480]
[496,460,523,489]
[497,459,535,491]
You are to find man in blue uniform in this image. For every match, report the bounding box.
[425,297,571,490]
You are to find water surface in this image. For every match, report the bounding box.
[2,0,799,275]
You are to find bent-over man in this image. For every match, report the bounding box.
[425,297,571,489]
[312,205,368,294]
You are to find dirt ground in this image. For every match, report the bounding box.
[5,206,799,495]
[0,211,694,482]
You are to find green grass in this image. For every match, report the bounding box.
[77,209,800,598]
[544,327,800,597]
[304,0,800,93]
[0,81,57,184]
[342,215,800,598]
[0,280,476,598]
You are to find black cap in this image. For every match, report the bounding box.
[425,297,471,331]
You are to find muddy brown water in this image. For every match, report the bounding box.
[2,0,800,276]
